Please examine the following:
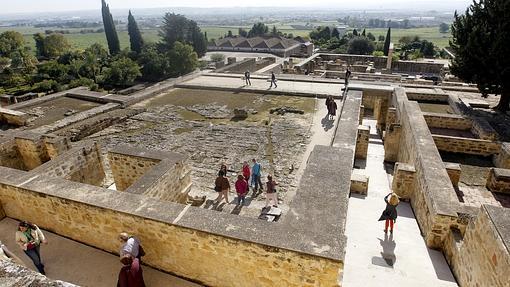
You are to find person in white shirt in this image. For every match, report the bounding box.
[119,232,142,259]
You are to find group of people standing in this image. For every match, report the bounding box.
[325,96,338,120]
[243,71,278,89]
[215,159,278,208]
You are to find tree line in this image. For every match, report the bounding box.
[0,1,205,95]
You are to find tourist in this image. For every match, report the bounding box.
[235,174,249,205]
[265,175,278,208]
[378,193,400,233]
[345,67,352,86]
[245,70,251,86]
[15,221,47,274]
[119,233,145,260]
[269,72,278,88]
[251,159,263,192]
[325,96,332,115]
[117,254,146,287]
[219,163,228,177]
[327,96,337,120]
[214,170,231,204]
[242,161,251,182]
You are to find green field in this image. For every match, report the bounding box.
[0,24,452,53]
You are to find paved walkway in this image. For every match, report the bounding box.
[0,218,200,287]
[342,118,458,287]
[178,75,344,97]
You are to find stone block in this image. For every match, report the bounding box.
[0,107,30,126]
[486,168,510,194]
[494,142,510,169]
[444,162,461,188]
[350,173,369,195]
[384,124,401,162]
[391,162,416,199]
[471,117,498,141]
[355,125,370,160]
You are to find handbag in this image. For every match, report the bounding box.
[26,242,36,250]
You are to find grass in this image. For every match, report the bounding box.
[1,24,452,53]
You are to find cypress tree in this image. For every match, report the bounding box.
[383,27,391,56]
[353,29,358,36]
[361,29,366,36]
[101,0,120,55]
[128,10,144,53]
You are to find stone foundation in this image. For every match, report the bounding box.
[432,134,500,156]
[355,125,369,159]
[391,162,416,199]
[422,112,472,130]
[350,173,369,195]
[486,168,510,194]
[444,205,510,287]
[444,162,461,188]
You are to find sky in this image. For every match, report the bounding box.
[1,0,473,14]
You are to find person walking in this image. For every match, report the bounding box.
[378,193,400,233]
[214,170,231,204]
[119,233,145,260]
[325,96,332,116]
[251,159,263,193]
[117,254,146,287]
[244,71,251,86]
[265,175,278,208]
[327,96,337,120]
[269,72,278,89]
[219,163,228,177]
[345,67,352,86]
[15,221,47,274]
[242,161,251,182]
[235,174,249,205]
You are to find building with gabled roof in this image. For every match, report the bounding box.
[208,36,314,57]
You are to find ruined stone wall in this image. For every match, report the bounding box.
[432,135,500,156]
[0,259,77,287]
[31,143,105,186]
[0,107,29,126]
[471,117,498,141]
[215,58,257,73]
[15,135,49,170]
[494,143,510,169]
[355,125,369,159]
[395,88,461,248]
[0,182,342,287]
[0,137,25,170]
[361,89,392,110]
[128,160,192,203]
[422,112,472,130]
[405,89,449,103]
[108,152,159,191]
[444,205,510,287]
[391,162,416,199]
[392,61,444,75]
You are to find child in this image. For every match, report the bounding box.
[378,193,400,233]
[235,174,248,205]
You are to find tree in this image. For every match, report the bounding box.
[101,0,120,55]
[332,28,340,39]
[367,32,376,41]
[361,29,366,36]
[352,29,358,36]
[210,53,225,63]
[450,0,510,111]
[347,37,375,55]
[101,56,141,87]
[227,30,233,37]
[238,28,248,37]
[378,35,385,42]
[0,31,24,58]
[420,40,436,57]
[383,28,391,56]
[439,23,450,33]
[190,23,207,57]
[33,33,45,58]
[248,23,269,37]
[138,43,171,81]
[43,33,70,58]
[167,42,198,77]
[159,13,207,57]
[128,10,144,54]
[271,25,278,36]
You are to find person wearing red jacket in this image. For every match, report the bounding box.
[242,161,251,182]
[235,174,249,206]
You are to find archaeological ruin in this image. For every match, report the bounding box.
[0,52,508,287]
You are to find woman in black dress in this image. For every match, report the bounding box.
[378,193,400,233]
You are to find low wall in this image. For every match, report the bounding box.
[355,125,369,159]
[30,143,105,187]
[405,88,449,103]
[444,205,510,287]
[394,88,461,248]
[108,145,192,203]
[432,135,500,156]
[486,168,510,194]
[392,61,444,76]
[422,112,472,130]
[215,58,256,73]
[0,137,25,170]
[0,107,29,126]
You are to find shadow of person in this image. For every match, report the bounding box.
[321,114,334,131]
[378,232,396,267]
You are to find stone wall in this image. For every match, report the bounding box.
[0,107,29,126]
[405,88,449,103]
[15,133,49,170]
[0,166,343,287]
[391,162,416,199]
[444,205,510,287]
[432,135,500,156]
[108,146,192,203]
[360,88,392,110]
[444,162,461,188]
[471,117,498,141]
[0,137,25,170]
[486,168,510,194]
[494,142,510,168]
[108,150,159,191]
[31,143,105,187]
[215,58,256,73]
[422,112,472,130]
[355,125,369,159]
[393,88,461,248]
[0,259,77,287]
[392,61,444,76]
